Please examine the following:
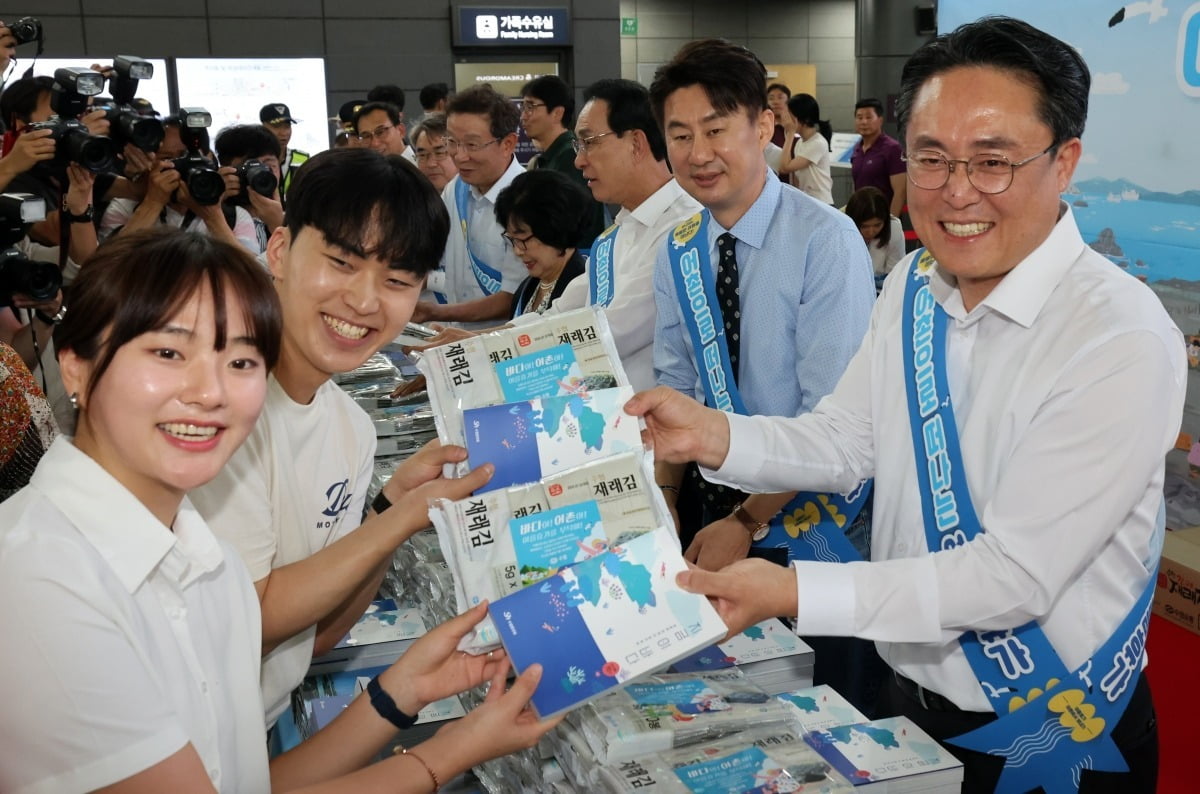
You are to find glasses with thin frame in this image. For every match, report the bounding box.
[520,100,546,114]
[572,130,617,155]
[501,230,537,251]
[445,137,501,155]
[903,145,1056,194]
[357,124,395,143]
[415,145,451,164]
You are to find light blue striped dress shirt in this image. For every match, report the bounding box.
[653,171,875,417]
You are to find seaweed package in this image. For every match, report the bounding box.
[418,307,629,476]
[430,452,674,654]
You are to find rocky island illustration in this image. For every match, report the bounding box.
[1067,179,1200,526]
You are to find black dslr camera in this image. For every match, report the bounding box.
[0,193,61,308]
[7,16,42,47]
[25,68,117,173]
[171,108,225,206]
[235,159,278,198]
[92,55,164,153]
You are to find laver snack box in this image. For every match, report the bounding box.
[1153,526,1200,636]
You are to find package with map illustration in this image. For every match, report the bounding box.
[487,528,727,718]
[463,385,643,493]
[803,716,963,790]
[417,307,630,475]
[595,726,854,794]
[571,668,796,764]
[431,452,674,653]
[774,685,867,735]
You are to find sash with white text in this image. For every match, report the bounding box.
[900,248,1154,793]
[587,223,620,308]
[666,212,868,563]
[454,178,504,297]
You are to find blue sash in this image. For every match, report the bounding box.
[454,178,504,297]
[900,249,1155,793]
[666,212,868,564]
[587,222,620,308]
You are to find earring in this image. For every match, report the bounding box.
[69,392,79,409]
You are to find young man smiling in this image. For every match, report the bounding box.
[648,40,874,568]
[412,85,527,327]
[189,148,491,727]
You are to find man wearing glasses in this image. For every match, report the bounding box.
[412,84,527,327]
[353,101,416,164]
[629,17,1181,792]
[519,75,605,250]
[410,114,458,193]
[513,77,700,392]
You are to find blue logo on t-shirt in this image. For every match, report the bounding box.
[322,479,353,519]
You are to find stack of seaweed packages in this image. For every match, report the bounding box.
[413,307,651,792]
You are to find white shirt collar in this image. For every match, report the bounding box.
[29,437,225,592]
[475,156,525,204]
[929,202,1086,328]
[619,177,688,230]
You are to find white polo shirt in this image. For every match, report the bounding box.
[0,438,269,793]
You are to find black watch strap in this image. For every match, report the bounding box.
[61,204,95,223]
[371,490,392,514]
[366,676,419,730]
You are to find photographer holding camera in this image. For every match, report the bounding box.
[215,123,284,249]
[99,111,260,254]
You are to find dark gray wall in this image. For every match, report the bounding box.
[855,0,935,138]
[19,0,620,142]
[617,0,857,130]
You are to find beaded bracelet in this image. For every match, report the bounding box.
[399,746,440,793]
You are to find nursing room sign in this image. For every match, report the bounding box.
[456,6,571,46]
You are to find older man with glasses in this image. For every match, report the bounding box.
[411,84,527,328]
[410,114,458,193]
[353,101,415,164]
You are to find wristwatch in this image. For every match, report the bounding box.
[731,502,770,542]
[61,203,94,223]
[34,304,67,325]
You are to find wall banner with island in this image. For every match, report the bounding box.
[939,0,1200,527]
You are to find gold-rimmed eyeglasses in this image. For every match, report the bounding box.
[903,145,1056,194]
[572,131,617,154]
[445,137,501,155]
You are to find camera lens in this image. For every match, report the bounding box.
[22,260,63,302]
[10,17,41,45]
[122,115,164,153]
[243,162,278,198]
[187,169,226,206]
[0,251,62,306]
[65,131,118,173]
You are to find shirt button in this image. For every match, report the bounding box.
[200,682,209,694]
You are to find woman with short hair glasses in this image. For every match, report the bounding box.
[495,169,591,319]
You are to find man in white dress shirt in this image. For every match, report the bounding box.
[628,17,1182,792]
[510,78,699,391]
[412,84,528,327]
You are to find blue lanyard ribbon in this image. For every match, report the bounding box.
[666,212,868,563]
[900,249,1154,792]
[454,178,504,296]
[587,223,619,308]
